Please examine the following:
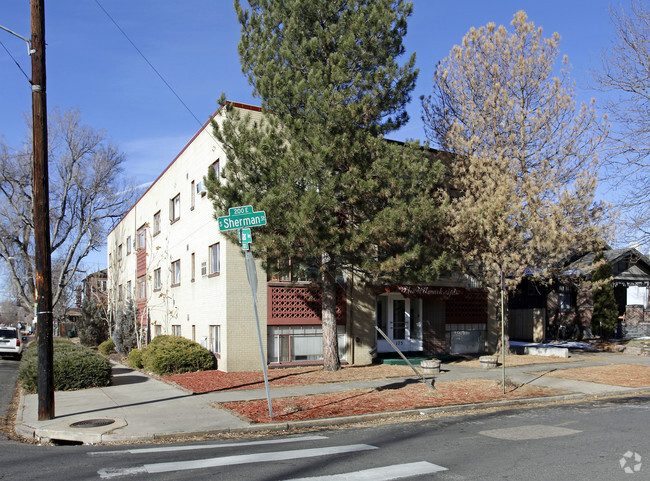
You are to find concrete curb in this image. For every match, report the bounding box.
[15,387,649,445]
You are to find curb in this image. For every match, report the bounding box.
[15,387,650,445]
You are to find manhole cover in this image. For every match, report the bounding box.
[69,418,115,428]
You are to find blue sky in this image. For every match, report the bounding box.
[0,0,619,270]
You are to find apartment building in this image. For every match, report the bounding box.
[108,103,494,372]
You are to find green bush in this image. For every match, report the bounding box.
[18,340,112,393]
[128,348,143,369]
[141,335,215,375]
[98,338,116,355]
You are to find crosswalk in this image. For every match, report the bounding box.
[92,435,448,480]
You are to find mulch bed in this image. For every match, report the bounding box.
[530,363,650,388]
[163,365,416,393]
[219,379,565,424]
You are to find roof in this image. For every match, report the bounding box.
[563,247,650,285]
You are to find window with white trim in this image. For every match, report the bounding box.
[209,325,221,354]
[209,243,220,275]
[171,259,181,286]
[153,268,161,291]
[170,194,181,223]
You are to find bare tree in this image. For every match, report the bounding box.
[593,0,650,247]
[422,11,610,351]
[0,107,134,312]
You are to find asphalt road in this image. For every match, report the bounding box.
[1,392,648,480]
[0,355,20,447]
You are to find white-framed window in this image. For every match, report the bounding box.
[267,325,346,363]
[191,180,195,210]
[209,242,220,275]
[170,194,181,223]
[153,211,161,235]
[126,236,132,255]
[126,280,132,299]
[212,159,220,179]
[137,276,146,299]
[153,268,161,291]
[172,325,181,337]
[171,259,181,286]
[137,226,146,250]
[209,325,221,354]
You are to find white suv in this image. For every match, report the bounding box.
[0,327,23,359]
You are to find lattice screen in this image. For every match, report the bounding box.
[268,284,346,324]
[446,290,488,324]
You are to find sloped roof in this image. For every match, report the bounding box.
[563,247,650,284]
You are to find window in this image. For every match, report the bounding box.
[154,325,162,337]
[137,226,146,250]
[212,159,220,179]
[153,211,161,235]
[191,252,196,282]
[209,325,221,354]
[171,259,181,286]
[267,325,346,363]
[118,244,123,261]
[126,236,132,255]
[172,325,181,337]
[191,180,195,210]
[209,243,220,275]
[558,285,575,310]
[153,268,161,291]
[118,284,123,301]
[137,276,146,299]
[126,280,132,299]
[170,194,180,223]
[191,325,196,342]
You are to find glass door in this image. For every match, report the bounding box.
[375,294,423,352]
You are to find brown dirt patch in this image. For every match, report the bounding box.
[164,364,416,394]
[220,378,565,424]
[453,354,581,369]
[530,363,650,388]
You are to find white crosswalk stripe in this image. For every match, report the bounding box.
[89,435,328,456]
[97,444,378,479]
[283,461,449,480]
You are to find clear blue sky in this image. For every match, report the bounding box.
[0,0,619,270]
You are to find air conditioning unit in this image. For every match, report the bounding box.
[196,181,207,197]
[201,261,207,276]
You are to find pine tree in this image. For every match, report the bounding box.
[591,252,618,339]
[207,0,449,370]
[422,11,610,353]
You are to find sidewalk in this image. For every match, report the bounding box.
[14,352,650,445]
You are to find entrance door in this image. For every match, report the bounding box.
[376,294,422,352]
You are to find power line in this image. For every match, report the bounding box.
[94,0,204,128]
[0,38,31,84]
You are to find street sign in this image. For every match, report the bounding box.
[218,206,267,231]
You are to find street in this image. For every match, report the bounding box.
[0,385,648,480]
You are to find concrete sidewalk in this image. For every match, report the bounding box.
[14,352,650,445]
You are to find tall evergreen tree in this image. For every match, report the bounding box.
[591,252,618,339]
[207,0,448,370]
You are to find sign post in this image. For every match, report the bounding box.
[218,206,272,417]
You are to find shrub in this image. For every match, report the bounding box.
[78,297,109,347]
[18,340,112,393]
[141,335,215,375]
[113,300,137,356]
[98,338,116,355]
[128,348,143,369]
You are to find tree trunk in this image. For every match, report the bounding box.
[321,253,341,371]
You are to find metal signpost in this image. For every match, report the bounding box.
[218,206,273,418]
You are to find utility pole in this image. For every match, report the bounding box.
[31,0,54,420]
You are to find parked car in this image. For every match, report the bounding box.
[0,326,23,359]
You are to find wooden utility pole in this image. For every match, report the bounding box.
[31,0,54,420]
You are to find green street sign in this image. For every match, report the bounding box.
[218,206,267,231]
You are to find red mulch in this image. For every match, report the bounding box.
[220,379,564,424]
[163,365,416,394]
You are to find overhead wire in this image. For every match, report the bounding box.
[0,38,31,84]
[94,0,205,129]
